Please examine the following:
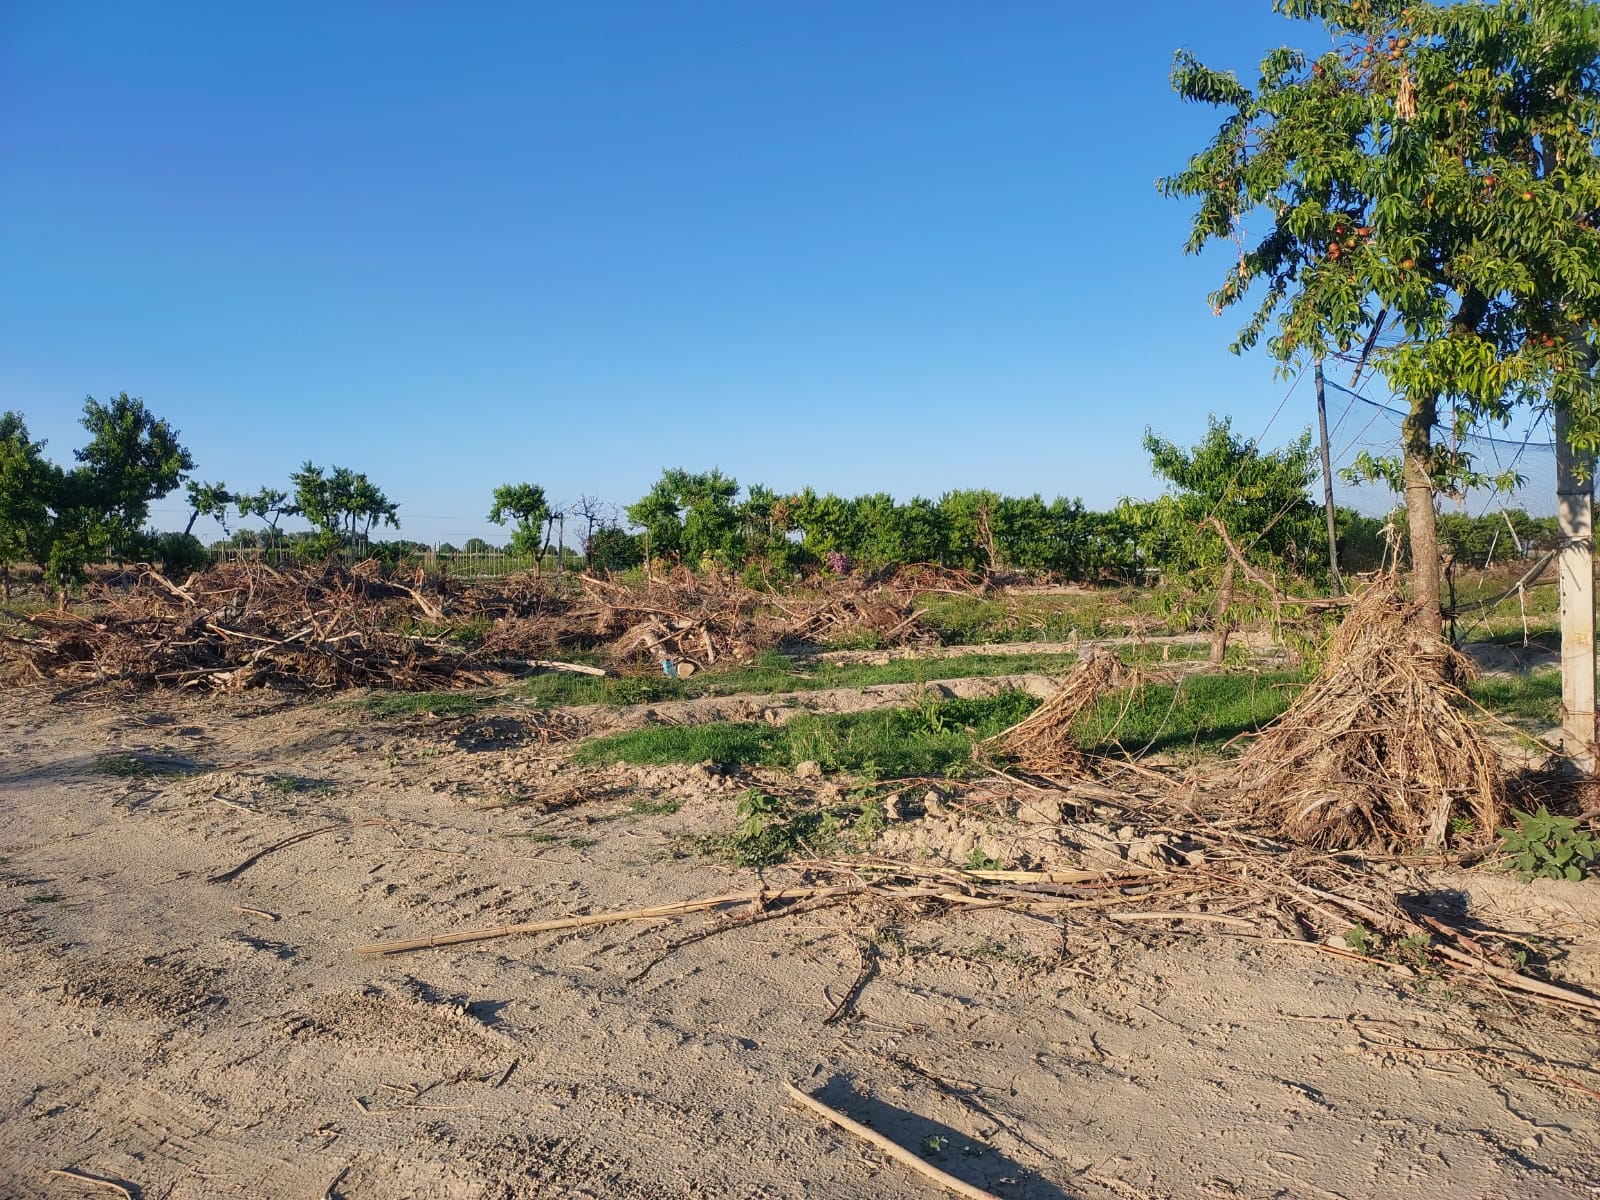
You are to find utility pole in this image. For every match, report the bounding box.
[1555,402,1596,772]
[1314,361,1345,594]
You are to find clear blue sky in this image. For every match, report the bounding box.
[2,1,1346,545]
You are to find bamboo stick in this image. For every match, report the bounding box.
[781,1082,1005,1200]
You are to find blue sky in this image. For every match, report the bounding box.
[2,1,1352,545]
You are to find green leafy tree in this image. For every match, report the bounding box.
[75,393,195,556]
[183,480,233,538]
[1162,0,1600,637]
[0,412,55,599]
[17,395,196,597]
[289,462,399,554]
[1141,416,1321,661]
[488,483,551,560]
[236,487,293,545]
[938,489,1004,574]
[626,468,744,568]
[586,523,644,572]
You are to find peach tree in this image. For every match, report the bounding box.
[1163,0,1600,636]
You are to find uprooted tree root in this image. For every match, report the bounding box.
[984,649,1129,778]
[1231,580,1505,853]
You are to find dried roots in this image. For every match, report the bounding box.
[989,650,1126,778]
[1233,580,1505,852]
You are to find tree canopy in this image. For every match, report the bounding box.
[1163,0,1600,631]
[183,480,233,538]
[74,393,195,554]
[289,463,399,548]
[487,483,552,558]
[0,412,54,595]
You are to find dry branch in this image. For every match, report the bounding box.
[209,820,390,884]
[45,1169,136,1199]
[354,885,867,956]
[782,1082,1005,1200]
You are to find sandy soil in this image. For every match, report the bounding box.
[4,687,1600,1200]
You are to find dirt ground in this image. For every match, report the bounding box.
[5,685,1600,1200]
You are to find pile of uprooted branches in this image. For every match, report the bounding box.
[1,562,531,694]
[1228,579,1506,853]
[1,560,946,695]
[581,568,933,671]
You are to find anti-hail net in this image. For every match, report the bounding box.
[1323,380,1560,520]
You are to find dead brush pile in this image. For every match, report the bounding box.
[985,649,1129,778]
[2,560,946,696]
[582,569,932,671]
[1231,579,1506,852]
[1,561,588,694]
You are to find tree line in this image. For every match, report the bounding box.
[0,397,1552,603]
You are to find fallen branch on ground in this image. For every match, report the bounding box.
[210,820,392,884]
[782,1081,1004,1200]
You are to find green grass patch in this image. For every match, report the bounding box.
[516,649,1088,708]
[90,752,200,779]
[1076,670,1307,758]
[1470,668,1561,726]
[629,797,682,816]
[577,691,1039,778]
[916,590,1167,645]
[688,649,1084,695]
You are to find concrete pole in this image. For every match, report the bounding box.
[1314,361,1345,594]
[1554,403,1597,772]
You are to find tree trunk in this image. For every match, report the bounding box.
[183,511,198,537]
[1210,559,1237,665]
[1555,404,1597,772]
[1401,395,1442,640]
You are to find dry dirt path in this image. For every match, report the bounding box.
[3,690,1600,1199]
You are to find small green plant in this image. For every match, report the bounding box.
[94,754,152,778]
[629,797,681,817]
[24,893,62,904]
[919,1134,949,1158]
[1343,923,1374,955]
[91,752,197,779]
[607,675,681,705]
[721,789,817,867]
[1393,932,1432,972]
[851,797,887,842]
[965,848,1003,871]
[1498,806,1598,883]
[696,786,888,868]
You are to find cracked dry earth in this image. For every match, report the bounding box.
[4,688,1600,1199]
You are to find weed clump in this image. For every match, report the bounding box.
[1499,806,1597,882]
